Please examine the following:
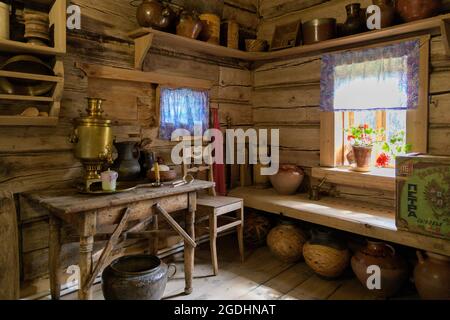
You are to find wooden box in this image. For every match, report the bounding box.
[396,154,450,240]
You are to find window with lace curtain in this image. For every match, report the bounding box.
[158,87,209,140]
[319,37,429,173]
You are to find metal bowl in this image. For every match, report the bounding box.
[302,18,337,45]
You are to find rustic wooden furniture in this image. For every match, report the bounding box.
[128,14,450,69]
[25,180,215,300]
[181,142,244,275]
[0,0,66,126]
[229,187,450,257]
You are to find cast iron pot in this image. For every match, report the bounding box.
[102,255,176,300]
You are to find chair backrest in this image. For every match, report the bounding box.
[180,136,217,197]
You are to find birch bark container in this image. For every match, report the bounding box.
[0,2,10,40]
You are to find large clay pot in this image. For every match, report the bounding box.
[269,164,304,195]
[136,0,176,30]
[113,142,141,181]
[176,11,203,39]
[372,0,395,28]
[352,146,372,172]
[244,212,273,248]
[414,251,450,300]
[303,228,350,278]
[341,3,366,36]
[351,241,408,298]
[267,221,308,263]
[395,0,442,23]
[102,255,176,300]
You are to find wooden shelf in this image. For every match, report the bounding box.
[0,116,58,126]
[0,94,53,102]
[128,14,450,69]
[0,38,65,56]
[229,187,450,256]
[0,70,64,83]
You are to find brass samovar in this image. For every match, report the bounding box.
[70,98,114,192]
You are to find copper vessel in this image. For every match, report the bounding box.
[70,98,114,191]
[135,0,175,30]
[302,18,337,45]
[176,11,203,39]
[396,0,442,23]
[414,251,450,300]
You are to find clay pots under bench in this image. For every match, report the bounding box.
[269,164,304,195]
[351,241,408,298]
[267,221,308,263]
[244,212,273,248]
[303,228,351,278]
[414,251,450,300]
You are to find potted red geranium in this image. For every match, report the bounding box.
[347,124,383,172]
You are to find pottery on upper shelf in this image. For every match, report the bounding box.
[395,0,442,23]
[135,0,176,30]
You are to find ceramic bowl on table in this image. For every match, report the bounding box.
[147,169,177,182]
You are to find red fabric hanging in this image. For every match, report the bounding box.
[212,108,227,195]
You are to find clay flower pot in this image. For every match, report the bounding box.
[414,251,450,300]
[269,164,304,195]
[267,221,308,263]
[351,241,408,298]
[352,146,372,172]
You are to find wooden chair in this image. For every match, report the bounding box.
[181,138,244,275]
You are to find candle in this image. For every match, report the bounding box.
[154,162,160,184]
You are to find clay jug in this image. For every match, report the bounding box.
[303,228,350,278]
[176,11,203,39]
[351,241,408,298]
[113,142,141,181]
[136,0,175,30]
[396,0,442,23]
[372,0,395,28]
[414,251,450,300]
[269,164,304,195]
[342,3,365,36]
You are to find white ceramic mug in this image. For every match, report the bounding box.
[101,169,119,192]
[0,2,10,40]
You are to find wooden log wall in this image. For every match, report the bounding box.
[253,0,450,207]
[0,0,257,299]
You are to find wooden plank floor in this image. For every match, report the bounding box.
[54,235,418,301]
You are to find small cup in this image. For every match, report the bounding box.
[101,169,118,191]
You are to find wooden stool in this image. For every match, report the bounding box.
[181,137,245,275]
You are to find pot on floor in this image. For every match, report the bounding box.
[102,255,176,300]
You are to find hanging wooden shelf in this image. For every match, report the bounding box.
[0,115,58,126]
[129,14,450,69]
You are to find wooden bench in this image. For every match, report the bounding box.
[229,187,450,256]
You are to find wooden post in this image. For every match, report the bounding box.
[49,215,62,300]
[78,211,96,300]
[184,192,197,295]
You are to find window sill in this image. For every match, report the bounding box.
[311,166,396,192]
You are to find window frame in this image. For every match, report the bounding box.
[319,35,430,169]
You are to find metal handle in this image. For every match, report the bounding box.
[385,243,396,256]
[168,263,177,279]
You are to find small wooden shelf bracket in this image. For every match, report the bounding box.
[134,33,154,70]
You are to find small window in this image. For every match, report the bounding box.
[158,87,209,140]
[319,37,429,171]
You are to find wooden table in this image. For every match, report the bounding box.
[25,180,215,300]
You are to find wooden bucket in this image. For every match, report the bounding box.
[199,13,221,45]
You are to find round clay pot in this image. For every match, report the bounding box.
[303,228,350,278]
[269,164,304,195]
[395,0,442,23]
[136,0,175,30]
[267,221,308,263]
[176,11,203,39]
[414,251,450,300]
[351,241,408,298]
[372,0,395,28]
[352,146,372,172]
[102,255,176,300]
[244,212,273,248]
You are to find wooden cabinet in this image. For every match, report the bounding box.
[0,0,66,126]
